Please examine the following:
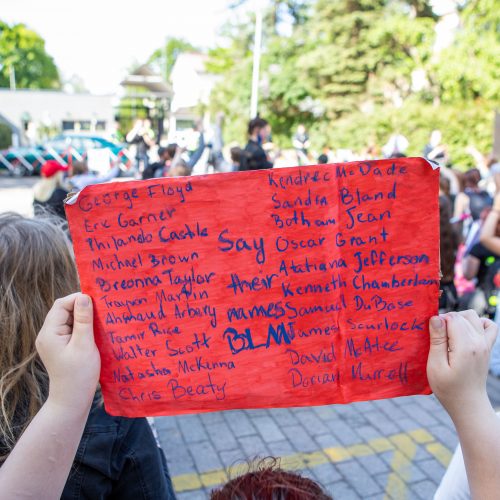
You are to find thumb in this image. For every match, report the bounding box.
[71,294,94,345]
[482,318,499,350]
[428,316,449,364]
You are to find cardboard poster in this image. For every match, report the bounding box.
[65,158,439,417]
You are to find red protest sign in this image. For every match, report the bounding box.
[65,158,439,417]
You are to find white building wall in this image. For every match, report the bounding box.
[0,89,115,144]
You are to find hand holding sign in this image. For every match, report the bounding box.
[65,158,439,417]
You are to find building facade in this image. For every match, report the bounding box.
[0,89,115,146]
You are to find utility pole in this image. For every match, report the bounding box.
[250,7,263,118]
[9,65,16,91]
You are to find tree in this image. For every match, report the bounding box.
[207,2,315,143]
[0,21,60,89]
[297,0,435,119]
[147,38,198,81]
[434,0,500,103]
[207,0,497,165]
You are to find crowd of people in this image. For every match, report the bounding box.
[436,146,500,378]
[2,116,497,498]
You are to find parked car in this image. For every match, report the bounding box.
[0,133,132,177]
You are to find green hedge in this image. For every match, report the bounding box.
[309,100,496,169]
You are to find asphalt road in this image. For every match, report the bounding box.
[0,172,37,215]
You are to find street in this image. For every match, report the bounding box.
[0,173,37,215]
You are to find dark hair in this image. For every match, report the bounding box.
[166,143,178,160]
[439,175,451,197]
[210,458,332,500]
[317,154,328,164]
[169,161,190,177]
[464,168,481,188]
[248,117,268,136]
[71,161,88,176]
[230,147,243,164]
[439,195,458,283]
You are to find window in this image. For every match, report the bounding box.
[62,121,75,131]
[176,119,195,131]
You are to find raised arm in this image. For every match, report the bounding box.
[0,293,100,500]
[428,311,500,499]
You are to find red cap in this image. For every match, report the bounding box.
[41,160,68,178]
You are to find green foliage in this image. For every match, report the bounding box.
[0,122,12,149]
[208,57,253,144]
[311,99,495,169]
[294,0,436,118]
[207,0,498,163]
[0,21,60,89]
[147,38,198,80]
[433,0,500,102]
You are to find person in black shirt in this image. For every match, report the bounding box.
[33,160,69,219]
[243,117,273,171]
[142,145,176,180]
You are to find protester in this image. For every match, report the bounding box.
[0,293,99,500]
[142,145,176,180]
[0,213,176,499]
[459,207,500,316]
[243,117,273,170]
[168,160,191,177]
[317,153,329,164]
[454,168,492,222]
[430,311,500,500]
[439,191,459,312]
[33,160,69,219]
[292,124,311,165]
[466,145,500,190]
[172,121,206,175]
[210,112,227,171]
[230,146,245,171]
[480,195,500,376]
[68,161,121,191]
[126,118,155,172]
[211,458,331,499]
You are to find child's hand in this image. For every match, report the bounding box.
[36,293,100,411]
[427,311,497,422]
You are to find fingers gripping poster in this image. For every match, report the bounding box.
[66,158,439,417]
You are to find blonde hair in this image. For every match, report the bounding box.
[33,171,66,202]
[0,213,79,462]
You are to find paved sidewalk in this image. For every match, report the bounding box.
[0,175,36,215]
[156,376,500,500]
